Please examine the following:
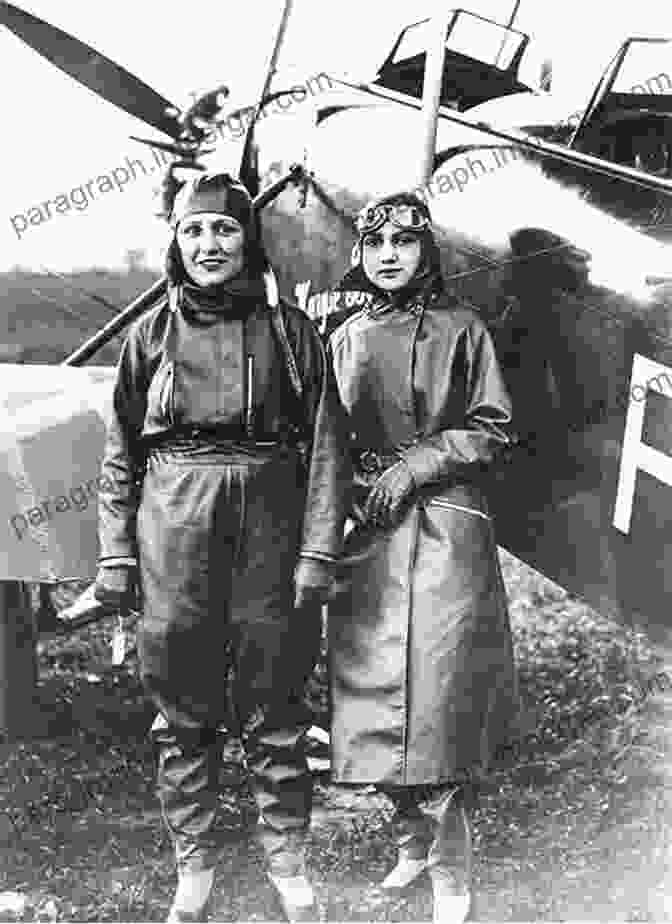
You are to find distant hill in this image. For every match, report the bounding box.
[0,266,161,365]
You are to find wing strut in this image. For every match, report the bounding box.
[417,8,453,186]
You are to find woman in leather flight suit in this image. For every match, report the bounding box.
[93,172,350,922]
[327,191,519,924]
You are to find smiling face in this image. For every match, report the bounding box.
[361,221,423,292]
[176,211,245,287]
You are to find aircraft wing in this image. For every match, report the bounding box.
[0,365,116,581]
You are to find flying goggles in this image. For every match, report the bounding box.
[356,203,430,235]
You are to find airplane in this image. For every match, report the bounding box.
[1,0,672,656]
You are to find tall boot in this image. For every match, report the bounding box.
[241,689,317,924]
[427,788,472,924]
[151,715,220,923]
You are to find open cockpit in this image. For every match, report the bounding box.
[373,8,532,110]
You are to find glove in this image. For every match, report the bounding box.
[92,564,137,610]
[294,558,333,609]
[364,460,416,529]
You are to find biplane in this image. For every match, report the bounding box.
[1,1,672,734]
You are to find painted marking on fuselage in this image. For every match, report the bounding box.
[613,353,672,534]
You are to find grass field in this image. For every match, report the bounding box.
[0,552,668,922]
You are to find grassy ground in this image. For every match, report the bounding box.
[0,553,670,922]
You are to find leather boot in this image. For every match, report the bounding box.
[380,854,429,892]
[379,803,434,893]
[165,867,215,923]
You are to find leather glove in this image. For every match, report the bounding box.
[364,460,416,529]
[294,558,333,609]
[92,564,137,609]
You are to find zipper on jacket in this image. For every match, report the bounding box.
[245,354,255,439]
[159,362,175,426]
[408,305,426,437]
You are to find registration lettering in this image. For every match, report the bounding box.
[613,353,672,534]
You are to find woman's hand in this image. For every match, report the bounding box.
[364,461,416,528]
[294,558,334,609]
[92,564,137,609]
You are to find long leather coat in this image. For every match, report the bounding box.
[328,289,519,785]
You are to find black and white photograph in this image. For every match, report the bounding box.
[0,1,671,920]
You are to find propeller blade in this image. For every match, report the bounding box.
[0,1,181,138]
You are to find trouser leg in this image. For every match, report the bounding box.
[231,611,320,922]
[243,704,313,876]
[233,616,318,877]
[151,715,223,873]
[137,456,241,871]
[227,453,320,880]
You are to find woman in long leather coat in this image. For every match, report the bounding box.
[93,172,350,922]
[327,192,518,923]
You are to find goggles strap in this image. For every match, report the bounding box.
[357,203,429,235]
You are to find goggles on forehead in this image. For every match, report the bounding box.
[356,202,430,235]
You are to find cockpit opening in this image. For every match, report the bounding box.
[374,8,532,111]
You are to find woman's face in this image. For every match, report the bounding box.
[361,220,423,292]
[176,211,245,287]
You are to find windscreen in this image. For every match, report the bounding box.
[611,40,672,96]
[392,11,526,71]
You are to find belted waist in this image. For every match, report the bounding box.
[143,425,303,455]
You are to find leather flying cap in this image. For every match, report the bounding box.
[167,171,269,280]
[170,172,254,229]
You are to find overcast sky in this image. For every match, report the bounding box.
[1,0,670,272]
